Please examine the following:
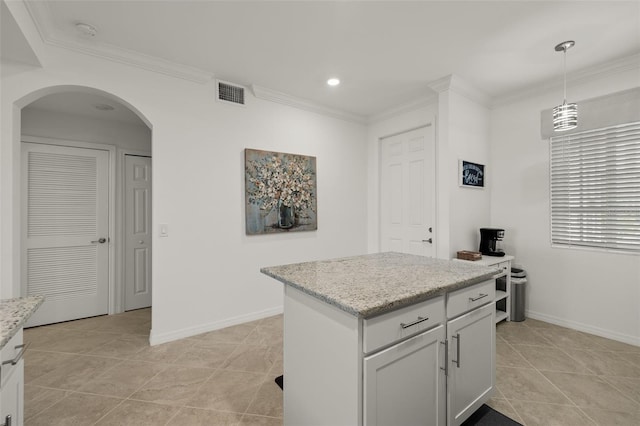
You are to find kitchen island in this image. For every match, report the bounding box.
[262,252,500,426]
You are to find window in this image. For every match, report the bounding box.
[550,122,640,253]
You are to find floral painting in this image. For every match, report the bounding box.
[245,149,317,234]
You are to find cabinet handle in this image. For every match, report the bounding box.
[2,414,11,426]
[1,342,29,366]
[452,333,461,368]
[400,316,429,329]
[469,293,488,302]
[440,340,448,376]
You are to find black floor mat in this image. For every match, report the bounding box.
[462,404,523,426]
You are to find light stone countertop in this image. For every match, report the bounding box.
[261,252,499,318]
[1,296,44,350]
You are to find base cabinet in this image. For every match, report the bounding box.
[1,330,25,426]
[283,281,495,426]
[364,325,446,426]
[447,303,496,426]
[0,359,23,426]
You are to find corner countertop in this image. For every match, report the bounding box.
[1,296,44,350]
[261,252,499,319]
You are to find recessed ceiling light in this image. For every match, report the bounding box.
[76,22,98,37]
[93,103,114,111]
[327,78,340,87]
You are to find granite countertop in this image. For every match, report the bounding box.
[261,252,499,318]
[0,296,44,350]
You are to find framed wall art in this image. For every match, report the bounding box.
[459,160,485,188]
[245,148,317,234]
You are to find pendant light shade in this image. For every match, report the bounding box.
[553,101,578,131]
[553,40,577,132]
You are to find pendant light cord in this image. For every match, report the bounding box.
[563,47,567,103]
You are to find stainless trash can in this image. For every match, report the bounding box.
[511,277,527,322]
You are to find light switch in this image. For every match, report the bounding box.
[159,224,169,237]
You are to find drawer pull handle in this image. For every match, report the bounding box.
[400,316,429,329]
[469,293,488,302]
[440,340,448,376]
[452,333,461,367]
[2,342,29,366]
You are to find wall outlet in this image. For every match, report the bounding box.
[159,224,169,237]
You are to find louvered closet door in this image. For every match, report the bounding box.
[22,143,109,327]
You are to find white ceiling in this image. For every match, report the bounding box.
[17,1,640,119]
[1,0,40,66]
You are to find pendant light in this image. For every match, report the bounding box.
[553,40,577,132]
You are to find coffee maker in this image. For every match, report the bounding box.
[479,228,505,257]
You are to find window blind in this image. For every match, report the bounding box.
[550,121,640,253]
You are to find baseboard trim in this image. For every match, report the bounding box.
[149,306,283,346]
[526,309,640,347]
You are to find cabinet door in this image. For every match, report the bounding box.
[0,358,24,426]
[364,324,446,426]
[447,303,495,426]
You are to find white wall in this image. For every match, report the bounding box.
[21,107,151,151]
[490,68,640,345]
[1,31,368,344]
[447,90,491,257]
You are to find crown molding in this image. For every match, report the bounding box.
[427,74,492,107]
[492,53,640,108]
[427,75,454,94]
[251,85,367,124]
[368,93,438,124]
[24,1,213,84]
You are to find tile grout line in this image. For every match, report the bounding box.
[22,386,72,422]
[89,394,128,426]
[596,374,640,408]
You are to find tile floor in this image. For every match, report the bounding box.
[24,309,283,425]
[23,310,640,425]
[490,318,640,426]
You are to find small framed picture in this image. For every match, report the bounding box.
[459,160,485,188]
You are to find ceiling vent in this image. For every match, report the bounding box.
[217,80,245,106]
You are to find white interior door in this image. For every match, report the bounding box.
[124,155,152,311]
[380,125,436,256]
[22,143,110,327]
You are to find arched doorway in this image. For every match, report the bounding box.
[14,85,153,327]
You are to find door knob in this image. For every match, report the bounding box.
[138,240,144,244]
[91,238,107,244]
[422,238,433,244]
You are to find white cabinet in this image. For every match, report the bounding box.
[454,255,513,323]
[446,303,496,426]
[364,325,446,426]
[1,330,25,426]
[282,281,495,426]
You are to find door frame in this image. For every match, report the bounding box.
[118,150,152,312]
[377,122,437,255]
[21,135,117,314]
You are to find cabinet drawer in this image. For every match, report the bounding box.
[1,329,24,387]
[363,296,444,354]
[496,262,509,276]
[446,280,495,319]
